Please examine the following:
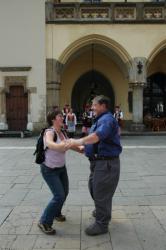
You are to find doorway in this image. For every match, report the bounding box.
[6,86,28,130]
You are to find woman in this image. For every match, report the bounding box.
[38,109,70,235]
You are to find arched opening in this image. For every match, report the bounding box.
[71,70,114,120]
[59,35,131,122]
[143,73,166,117]
[145,44,166,118]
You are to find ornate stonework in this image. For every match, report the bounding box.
[129,57,147,86]
[115,7,136,20]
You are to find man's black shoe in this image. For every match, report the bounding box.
[85,223,108,236]
[38,222,56,235]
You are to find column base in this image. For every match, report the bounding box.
[0,122,8,130]
[27,122,33,131]
[130,123,145,132]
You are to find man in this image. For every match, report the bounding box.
[69,95,122,236]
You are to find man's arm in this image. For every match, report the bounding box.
[69,132,99,146]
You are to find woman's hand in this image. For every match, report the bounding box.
[64,139,85,154]
[58,140,71,152]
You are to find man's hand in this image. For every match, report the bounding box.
[65,139,85,153]
[67,138,84,146]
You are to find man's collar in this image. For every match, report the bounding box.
[94,111,109,122]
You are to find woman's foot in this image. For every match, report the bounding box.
[38,222,56,235]
[55,214,66,222]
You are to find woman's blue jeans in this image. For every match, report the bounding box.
[40,164,69,226]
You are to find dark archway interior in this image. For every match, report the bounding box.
[144,72,166,117]
[71,70,115,120]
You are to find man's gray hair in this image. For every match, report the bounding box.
[92,95,111,109]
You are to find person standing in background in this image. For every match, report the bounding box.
[113,105,124,129]
[65,108,77,138]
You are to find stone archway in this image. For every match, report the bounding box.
[58,34,131,122]
[147,40,166,70]
[59,34,132,77]
[145,41,166,117]
[71,70,115,120]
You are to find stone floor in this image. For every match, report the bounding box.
[0,136,166,250]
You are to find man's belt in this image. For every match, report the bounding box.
[89,156,119,161]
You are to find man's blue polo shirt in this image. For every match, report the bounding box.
[84,111,122,158]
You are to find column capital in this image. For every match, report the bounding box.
[129,81,145,88]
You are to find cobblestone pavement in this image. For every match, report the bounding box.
[0,136,166,250]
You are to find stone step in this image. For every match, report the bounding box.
[0,130,32,138]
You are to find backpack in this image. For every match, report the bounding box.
[33,128,66,164]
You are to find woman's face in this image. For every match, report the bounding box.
[53,113,64,127]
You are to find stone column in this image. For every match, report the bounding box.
[0,88,8,130]
[26,87,37,131]
[46,59,63,110]
[129,57,147,131]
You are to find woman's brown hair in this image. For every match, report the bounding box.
[47,109,63,127]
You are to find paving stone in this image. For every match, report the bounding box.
[33,235,57,249]
[122,206,154,219]
[150,206,166,231]
[33,249,79,250]
[112,207,127,219]
[0,208,13,225]
[114,196,151,206]
[0,176,16,184]
[0,137,166,250]
[131,218,166,250]
[14,175,34,184]
[0,184,12,195]
[81,242,113,250]
[148,195,166,205]
[0,221,32,235]
[0,235,17,249]
[55,238,80,249]
[0,189,28,207]
[20,190,51,206]
[11,235,37,250]
[120,187,166,196]
[110,219,142,250]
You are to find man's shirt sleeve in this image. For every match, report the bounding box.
[95,120,112,140]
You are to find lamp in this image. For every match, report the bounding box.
[137,61,143,74]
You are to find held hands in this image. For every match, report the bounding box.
[59,139,80,152]
[62,139,85,153]
[59,140,71,152]
[66,138,84,146]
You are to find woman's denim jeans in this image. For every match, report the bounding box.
[40,164,69,226]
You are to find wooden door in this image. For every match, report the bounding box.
[6,86,28,131]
